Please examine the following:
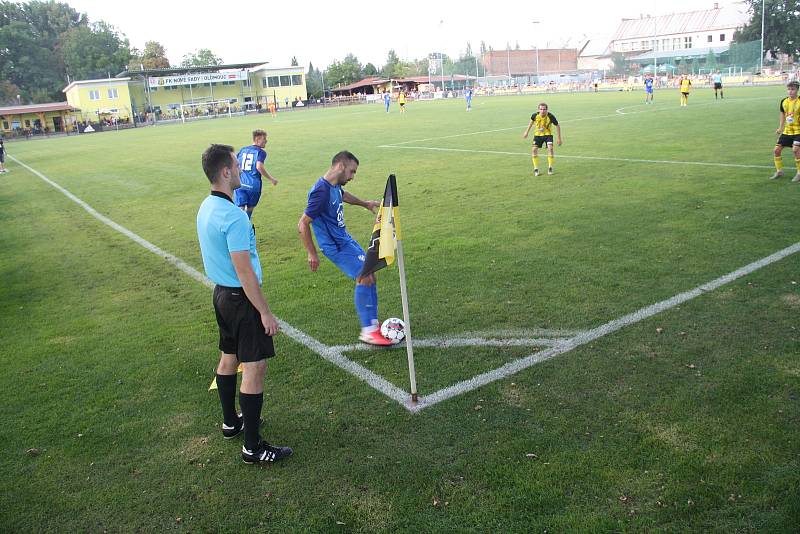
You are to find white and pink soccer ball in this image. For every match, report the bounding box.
[380,317,406,344]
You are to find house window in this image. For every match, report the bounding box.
[708,35,713,43]
[262,78,269,88]
[268,76,280,87]
[280,75,291,86]
[673,38,681,49]
[719,34,726,42]
[291,75,302,85]
[89,90,100,100]
[684,36,692,48]
[107,88,118,98]
[2,121,8,129]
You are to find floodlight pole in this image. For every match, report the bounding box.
[759,0,765,74]
[532,21,540,83]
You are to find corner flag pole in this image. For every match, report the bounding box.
[395,235,418,402]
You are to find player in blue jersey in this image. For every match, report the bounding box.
[644,75,654,104]
[196,143,291,464]
[234,129,279,219]
[384,91,391,112]
[465,87,473,111]
[297,151,393,346]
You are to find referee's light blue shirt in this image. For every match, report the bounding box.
[197,191,262,287]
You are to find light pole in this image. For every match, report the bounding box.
[759,0,765,74]
[532,21,541,84]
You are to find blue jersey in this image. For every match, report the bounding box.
[304,177,356,255]
[465,89,473,100]
[237,145,267,193]
[384,93,390,104]
[644,78,654,92]
[197,192,262,287]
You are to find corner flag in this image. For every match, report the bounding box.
[359,174,401,279]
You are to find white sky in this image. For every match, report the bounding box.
[63,0,747,70]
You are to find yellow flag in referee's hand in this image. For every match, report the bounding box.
[359,174,401,278]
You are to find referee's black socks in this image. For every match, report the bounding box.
[239,392,264,450]
[216,373,238,427]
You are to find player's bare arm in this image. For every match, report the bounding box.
[256,161,278,185]
[776,112,786,135]
[342,191,378,213]
[231,251,279,336]
[297,213,320,271]
[522,121,534,138]
[556,124,563,146]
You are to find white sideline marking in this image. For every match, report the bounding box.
[333,336,569,353]
[11,159,800,413]
[615,95,774,115]
[379,145,774,170]
[410,240,800,412]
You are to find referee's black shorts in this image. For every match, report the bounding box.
[213,285,275,361]
[533,135,554,148]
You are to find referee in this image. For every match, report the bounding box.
[196,144,292,464]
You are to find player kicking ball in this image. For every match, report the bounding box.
[522,102,562,176]
[297,151,393,346]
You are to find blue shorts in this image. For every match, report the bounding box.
[324,240,366,280]
[234,186,261,209]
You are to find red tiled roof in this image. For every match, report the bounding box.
[0,102,75,115]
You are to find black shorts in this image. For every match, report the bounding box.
[681,91,689,97]
[714,82,722,90]
[533,135,554,148]
[213,285,275,361]
[777,134,800,148]
[399,102,405,107]
[0,152,4,163]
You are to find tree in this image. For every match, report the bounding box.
[306,61,323,97]
[139,40,169,69]
[325,53,362,87]
[180,48,223,67]
[363,62,378,76]
[290,56,298,66]
[610,52,628,76]
[61,21,131,80]
[734,0,800,59]
[382,49,405,78]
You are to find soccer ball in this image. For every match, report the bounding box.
[380,317,406,344]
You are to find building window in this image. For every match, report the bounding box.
[262,78,268,88]
[280,75,291,86]
[222,80,235,86]
[89,90,100,100]
[662,39,669,50]
[673,38,681,49]
[24,119,31,127]
[684,36,692,48]
[291,74,302,85]
[708,35,713,43]
[164,86,176,91]
[719,34,725,42]
[2,121,8,130]
[268,76,280,87]
[150,87,158,92]
[107,88,118,98]
[641,40,648,50]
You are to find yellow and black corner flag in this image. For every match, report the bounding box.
[359,174,401,278]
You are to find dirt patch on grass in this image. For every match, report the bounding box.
[47,336,76,345]
[781,293,800,308]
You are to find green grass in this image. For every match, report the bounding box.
[1,86,799,531]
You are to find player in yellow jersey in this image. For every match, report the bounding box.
[679,74,691,107]
[522,103,562,176]
[770,80,800,182]
[398,91,407,114]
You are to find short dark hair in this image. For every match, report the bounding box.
[202,144,234,183]
[788,80,799,89]
[538,102,548,109]
[252,129,266,140]
[331,150,359,167]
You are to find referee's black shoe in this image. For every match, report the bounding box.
[222,413,263,439]
[242,441,293,463]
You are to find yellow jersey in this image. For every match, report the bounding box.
[780,97,800,135]
[680,79,691,93]
[530,112,559,136]
[398,93,406,104]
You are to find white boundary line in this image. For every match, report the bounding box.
[378,145,774,170]
[11,155,800,413]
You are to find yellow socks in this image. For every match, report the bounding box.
[532,156,539,169]
[775,157,784,171]
[795,158,800,172]
[547,155,554,168]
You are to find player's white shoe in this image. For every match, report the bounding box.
[547,167,554,176]
[792,173,800,183]
[769,171,784,180]
[533,168,540,177]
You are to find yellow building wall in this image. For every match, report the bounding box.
[0,110,76,134]
[64,81,134,121]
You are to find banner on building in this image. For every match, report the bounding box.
[148,71,248,88]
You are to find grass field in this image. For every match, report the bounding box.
[1,85,799,531]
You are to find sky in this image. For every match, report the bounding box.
[63,0,748,70]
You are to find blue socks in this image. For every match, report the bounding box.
[354,284,373,328]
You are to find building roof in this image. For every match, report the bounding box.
[0,102,75,115]
[116,62,267,78]
[611,6,748,41]
[63,77,131,93]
